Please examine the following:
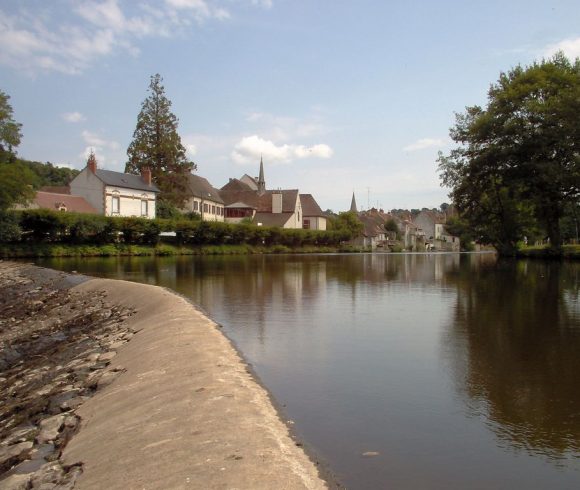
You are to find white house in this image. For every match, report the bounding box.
[183,173,225,222]
[69,155,159,218]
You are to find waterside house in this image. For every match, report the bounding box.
[69,153,159,218]
[182,174,225,222]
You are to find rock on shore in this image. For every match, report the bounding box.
[0,262,327,490]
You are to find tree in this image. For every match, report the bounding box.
[328,211,364,238]
[126,74,196,207]
[0,90,23,163]
[439,53,580,254]
[0,89,36,210]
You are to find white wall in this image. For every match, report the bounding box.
[184,197,225,222]
[304,216,327,230]
[283,195,302,229]
[104,186,157,218]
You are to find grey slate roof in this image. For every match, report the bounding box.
[96,169,160,193]
[185,174,224,204]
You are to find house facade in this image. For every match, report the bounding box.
[70,155,159,218]
[183,174,225,222]
[300,194,327,230]
[414,210,460,251]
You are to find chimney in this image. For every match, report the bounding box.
[141,167,152,186]
[272,190,282,213]
[87,150,97,174]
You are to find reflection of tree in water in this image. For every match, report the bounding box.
[445,257,580,460]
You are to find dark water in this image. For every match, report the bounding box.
[36,253,580,489]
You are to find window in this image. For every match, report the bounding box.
[141,199,148,216]
[212,205,216,214]
[193,201,198,211]
[303,219,310,229]
[111,195,120,214]
[203,203,208,213]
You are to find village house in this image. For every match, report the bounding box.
[69,153,159,219]
[182,173,224,222]
[414,210,460,251]
[218,158,326,230]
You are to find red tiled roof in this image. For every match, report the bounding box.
[33,191,98,214]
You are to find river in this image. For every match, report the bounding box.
[36,253,580,489]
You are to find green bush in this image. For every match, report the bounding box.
[0,211,21,242]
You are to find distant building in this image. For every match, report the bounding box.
[219,159,326,230]
[414,210,459,251]
[18,191,97,214]
[69,152,159,218]
[182,173,225,222]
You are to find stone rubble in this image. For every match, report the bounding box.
[0,262,137,488]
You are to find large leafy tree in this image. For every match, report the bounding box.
[126,74,196,206]
[0,90,23,163]
[0,89,36,210]
[439,53,580,254]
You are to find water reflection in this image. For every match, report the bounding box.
[36,253,580,488]
[445,257,580,460]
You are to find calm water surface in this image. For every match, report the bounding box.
[36,253,580,489]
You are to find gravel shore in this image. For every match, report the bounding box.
[0,262,327,490]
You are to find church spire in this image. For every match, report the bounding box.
[350,192,358,213]
[257,154,266,194]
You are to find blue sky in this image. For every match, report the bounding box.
[1,0,579,212]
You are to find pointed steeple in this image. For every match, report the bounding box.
[257,155,266,195]
[350,192,358,213]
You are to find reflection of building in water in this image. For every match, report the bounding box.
[444,258,580,460]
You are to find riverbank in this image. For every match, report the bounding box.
[0,243,366,258]
[0,262,328,489]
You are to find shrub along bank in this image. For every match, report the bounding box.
[0,210,356,257]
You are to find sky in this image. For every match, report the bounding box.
[1,0,579,212]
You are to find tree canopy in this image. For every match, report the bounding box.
[126,74,196,206]
[438,53,580,254]
[0,89,36,211]
[0,90,23,163]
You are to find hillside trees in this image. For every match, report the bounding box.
[438,53,580,254]
[126,74,196,207]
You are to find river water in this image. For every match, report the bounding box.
[36,253,580,489]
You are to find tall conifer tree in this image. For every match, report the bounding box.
[126,74,196,206]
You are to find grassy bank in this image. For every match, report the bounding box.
[515,244,580,260]
[0,243,369,258]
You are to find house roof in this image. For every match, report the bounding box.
[185,174,224,204]
[40,186,70,195]
[221,178,253,192]
[300,194,325,217]
[219,189,299,213]
[252,212,293,227]
[33,191,98,214]
[225,201,256,209]
[95,169,160,193]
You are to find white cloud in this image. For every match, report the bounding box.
[62,112,86,123]
[542,36,580,60]
[82,130,121,151]
[185,143,198,157]
[252,0,273,8]
[244,111,329,142]
[403,138,445,152]
[231,135,333,164]
[0,0,240,75]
